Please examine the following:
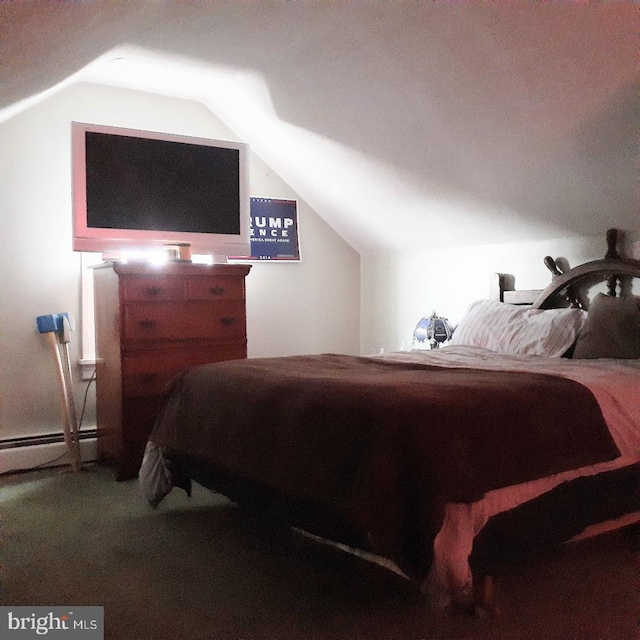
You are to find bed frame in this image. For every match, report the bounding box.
[477,228,640,615]
[490,228,640,308]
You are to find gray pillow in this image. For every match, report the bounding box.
[573,293,640,359]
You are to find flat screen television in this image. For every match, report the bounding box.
[71,122,251,258]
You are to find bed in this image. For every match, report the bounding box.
[139,229,640,612]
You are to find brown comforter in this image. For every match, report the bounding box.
[150,354,620,576]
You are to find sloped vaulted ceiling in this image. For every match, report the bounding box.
[0,2,637,254]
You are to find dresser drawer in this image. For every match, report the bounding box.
[122,344,247,397]
[121,276,186,301]
[188,276,244,301]
[123,300,246,342]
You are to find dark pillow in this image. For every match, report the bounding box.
[572,293,640,359]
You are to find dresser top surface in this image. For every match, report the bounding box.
[92,261,251,277]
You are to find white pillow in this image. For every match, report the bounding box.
[450,299,587,357]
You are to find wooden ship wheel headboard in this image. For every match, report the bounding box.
[491,229,640,309]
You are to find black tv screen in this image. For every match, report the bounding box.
[85,132,240,235]
[72,123,251,256]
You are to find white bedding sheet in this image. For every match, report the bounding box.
[379,346,640,605]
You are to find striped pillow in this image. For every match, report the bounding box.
[450,299,587,357]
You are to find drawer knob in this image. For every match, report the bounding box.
[220,316,236,326]
[146,286,163,296]
[139,319,157,330]
[209,286,225,296]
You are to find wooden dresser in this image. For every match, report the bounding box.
[92,261,251,480]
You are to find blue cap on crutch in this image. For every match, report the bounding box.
[36,313,69,334]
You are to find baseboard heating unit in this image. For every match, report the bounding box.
[0,430,97,475]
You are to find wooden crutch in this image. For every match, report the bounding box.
[36,313,82,472]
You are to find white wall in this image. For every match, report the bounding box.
[361,233,640,355]
[245,153,361,358]
[0,82,360,448]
